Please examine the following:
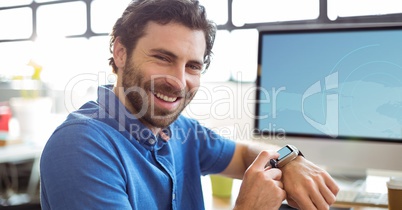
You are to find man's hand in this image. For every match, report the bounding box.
[281,156,339,210]
[234,150,286,210]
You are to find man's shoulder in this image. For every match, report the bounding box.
[51,101,114,137]
[67,101,102,119]
[44,108,125,156]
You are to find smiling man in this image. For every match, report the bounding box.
[115,21,205,132]
[40,0,338,209]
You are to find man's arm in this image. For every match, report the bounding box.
[220,141,280,179]
[220,141,339,210]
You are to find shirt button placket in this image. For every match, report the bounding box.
[172,192,177,209]
[147,138,156,145]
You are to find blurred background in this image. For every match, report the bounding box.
[1,0,402,208]
[1,0,402,112]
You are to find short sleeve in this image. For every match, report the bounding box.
[194,123,236,175]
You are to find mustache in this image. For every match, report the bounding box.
[150,83,194,99]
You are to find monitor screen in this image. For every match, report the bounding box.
[253,25,402,175]
[255,26,402,143]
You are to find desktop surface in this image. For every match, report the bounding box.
[202,172,391,210]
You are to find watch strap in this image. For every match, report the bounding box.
[298,149,304,157]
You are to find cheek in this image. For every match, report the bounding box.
[186,74,200,91]
[185,74,200,100]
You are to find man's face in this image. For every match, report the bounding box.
[120,22,206,129]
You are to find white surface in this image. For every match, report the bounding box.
[0,144,42,163]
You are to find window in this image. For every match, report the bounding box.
[199,0,228,25]
[1,0,401,86]
[91,0,131,33]
[0,7,32,40]
[0,41,34,79]
[328,0,402,20]
[202,30,232,82]
[37,1,87,37]
[35,0,64,2]
[232,0,319,26]
[0,0,32,7]
[229,29,258,82]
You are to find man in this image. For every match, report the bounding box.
[40,0,339,209]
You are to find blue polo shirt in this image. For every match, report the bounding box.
[40,85,236,210]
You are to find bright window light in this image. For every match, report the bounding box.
[35,0,63,3]
[202,30,258,82]
[36,1,86,38]
[199,0,228,25]
[0,8,32,40]
[88,36,114,76]
[32,37,94,87]
[201,30,232,82]
[232,0,319,26]
[0,0,32,7]
[328,0,402,21]
[229,29,258,82]
[0,41,34,79]
[91,0,131,33]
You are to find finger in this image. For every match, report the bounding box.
[286,198,300,210]
[266,168,282,181]
[310,189,330,210]
[250,150,279,170]
[325,175,340,196]
[319,185,337,206]
[296,197,318,210]
[264,157,280,169]
[289,190,318,210]
[320,175,339,205]
[274,180,283,189]
[280,188,287,201]
[302,179,335,209]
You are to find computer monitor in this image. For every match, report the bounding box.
[254,23,402,177]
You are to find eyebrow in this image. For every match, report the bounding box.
[149,48,204,66]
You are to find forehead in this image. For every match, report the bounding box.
[137,21,206,61]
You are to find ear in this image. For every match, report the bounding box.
[113,37,127,69]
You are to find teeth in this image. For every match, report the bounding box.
[156,92,177,102]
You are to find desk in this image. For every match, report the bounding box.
[0,113,65,200]
[0,144,43,198]
[201,175,389,210]
[0,144,42,163]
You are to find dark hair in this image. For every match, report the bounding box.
[108,0,216,73]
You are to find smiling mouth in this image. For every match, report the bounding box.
[154,92,179,102]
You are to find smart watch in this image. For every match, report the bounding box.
[269,144,304,168]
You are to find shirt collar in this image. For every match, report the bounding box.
[97,85,171,150]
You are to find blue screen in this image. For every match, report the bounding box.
[257,27,402,140]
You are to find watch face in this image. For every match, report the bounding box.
[277,145,292,161]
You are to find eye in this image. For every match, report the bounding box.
[186,63,204,73]
[153,55,170,62]
[187,64,200,70]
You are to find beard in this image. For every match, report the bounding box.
[121,61,196,129]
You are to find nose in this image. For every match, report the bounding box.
[166,64,186,90]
